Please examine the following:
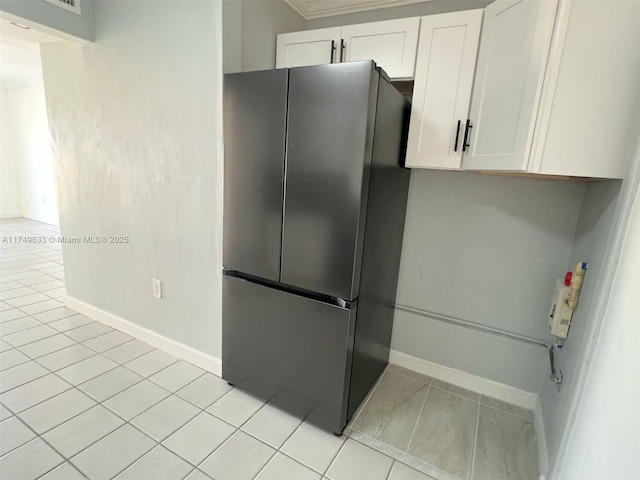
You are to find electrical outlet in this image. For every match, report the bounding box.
[152,279,162,299]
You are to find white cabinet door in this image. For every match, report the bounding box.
[463,0,557,171]
[340,18,420,79]
[276,28,341,69]
[405,10,483,169]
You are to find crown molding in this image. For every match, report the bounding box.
[284,0,435,20]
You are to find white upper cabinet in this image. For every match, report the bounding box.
[463,0,558,172]
[405,10,483,169]
[340,18,420,79]
[276,28,341,69]
[276,19,420,79]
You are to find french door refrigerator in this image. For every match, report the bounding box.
[222,61,410,434]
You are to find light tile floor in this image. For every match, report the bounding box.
[0,219,437,480]
[1,219,538,480]
[348,365,538,480]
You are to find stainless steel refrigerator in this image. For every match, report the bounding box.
[222,61,410,434]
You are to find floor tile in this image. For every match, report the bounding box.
[0,339,12,352]
[40,462,86,480]
[20,299,63,315]
[84,330,133,353]
[65,322,113,342]
[114,445,193,480]
[27,261,59,270]
[0,402,12,420]
[56,354,117,384]
[242,403,302,449]
[37,344,96,371]
[473,405,538,480]
[131,394,200,441]
[480,395,534,421]
[48,315,94,332]
[103,338,154,364]
[199,430,276,480]
[0,348,30,371]
[256,453,321,480]
[0,361,49,393]
[71,424,155,480]
[0,281,24,292]
[34,307,79,323]
[17,275,56,287]
[388,461,437,480]
[43,287,66,299]
[78,366,143,402]
[5,271,41,281]
[0,416,36,455]
[43,405,125,457]
[185,470,212,480]
[148,360,205,392]
[352,370,429,451]
[0,438,64,480]
[0,287,38,302]
[430,379,480,402]
[0,374,72,412]
[104,379,170,420]
[176,372,232,409]
[206,388,264,427]
[0,316,41,335]
[163,411,235,465]
[2,324,58,347]
[125,349,179,377]
[31,280,65,292]
[19,388,96,434]
[0,308,27,322]
[408,387,478,480]
[281,422,345,473]
[326,439,393,480]
[18,334,76,358]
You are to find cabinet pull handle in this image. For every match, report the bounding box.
[462,119,473,152]
[454,120,461,152]
[340,39,345,62]
[330,40,336,63]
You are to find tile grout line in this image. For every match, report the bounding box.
[469,401,481,480]
[406,384,431,454]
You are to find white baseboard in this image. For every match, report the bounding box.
[534,396,550,477]
[64,295,222,376]
[389,349,538,410]
[0,211,23,219]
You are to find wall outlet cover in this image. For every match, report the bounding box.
[152,278,162,299]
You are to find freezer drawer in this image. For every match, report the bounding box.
[222,274,356,434]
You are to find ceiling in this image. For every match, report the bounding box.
[0,42,43,88]
[284,0,434,19]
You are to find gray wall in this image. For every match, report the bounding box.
[305,0,492,29]
[540,180,622,460]
[222,0,305,74]
[391,171,587,392]
[40,1,224,358]
[0,0,93,42]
